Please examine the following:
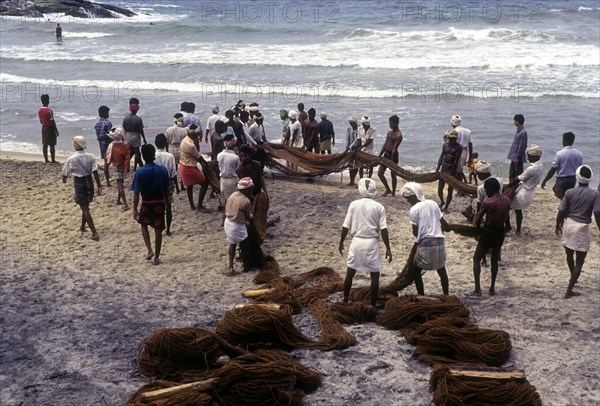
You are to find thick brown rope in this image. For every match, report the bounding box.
[137,328,246,380]
[415,326,512,366]
[430,364,542,406]
[308,299,357,350]
[376,295,470,330]
[214,305,328,350]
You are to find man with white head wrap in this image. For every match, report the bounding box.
[223,177,255,276]
[450,114,473,181]
[345,116,361,186]
[287,110,303,148]
[555,165,600,298]
[218,133,240,223]
[339,178,392,308]
[106,125,131,211]
[474,160,503,212]
[505,144,544,235]
[400,182,451,295]
[62,136,102,241]
[166,113,188,193]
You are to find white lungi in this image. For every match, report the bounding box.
[347,236,381,273]
[224,218,248,244]
[561,217,590,252]
[511,185,536,210]
[220,177,238,205]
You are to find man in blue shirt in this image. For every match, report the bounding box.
[318,112,335,154]
[506,114,528,182]
[132,144,170,265]
[541,132,583,199]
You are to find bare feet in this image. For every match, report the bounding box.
[89,233,100,241]
[382,190,391,197]
[564,290,580,299]
[79,226,86,233]
[489,287,495,295]
[166,230,172,236]
[153,257,160,266]
[116,200,123,205]
[197,206,211,213]
[346,182,355,187]
[190,205,197,211]
[145,252,154,261]
[122,205,130,211]
[515,230,521,236]
[472,289,482,296]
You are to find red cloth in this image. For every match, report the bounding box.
[38,107,53,127]
[179,163,205,186]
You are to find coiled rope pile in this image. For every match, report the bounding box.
[127,250,540,405]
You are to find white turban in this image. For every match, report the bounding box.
[358,178,377,198]
[451,115,462,126]
[249,106,260,113]
[576,165,593,185]
[320,112,327,119]
[72,136,86,150]
[474,160,492,174]
[400,182,425,201]
[288,110,298,120]
[106,125,125,141]
[526,144,543,156]
[348,116,357,122]
[361,116,371,125]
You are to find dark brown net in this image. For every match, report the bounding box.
[137,328,245,380]
[376,295,470,330]
[430,364,542,406]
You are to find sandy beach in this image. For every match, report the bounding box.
[1,152,599,405]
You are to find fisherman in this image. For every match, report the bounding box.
[223,177,256,276]
[436,130,462,212]
[555,165,600,298]
[377,115,403,197]
[472,178,511,295]
[62,136,102,241]
[400,182,450,295]
[339,178,392,308]
[541,132,583,200]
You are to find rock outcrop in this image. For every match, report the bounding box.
[0,0,136,18]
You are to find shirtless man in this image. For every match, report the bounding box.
[304,108,320,153]
[472,178,511,295]
[377,115,403,196]
[436,131,462,212]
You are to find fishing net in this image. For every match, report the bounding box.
[376,295,470,330]
[430,364,542,406]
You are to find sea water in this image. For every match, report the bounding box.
[1,0,598,176]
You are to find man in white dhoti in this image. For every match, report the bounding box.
[505,144,544,235]
[555,165,600,298]
[223,177,254,276]
[400,182,451,295]
[339,178,392,307]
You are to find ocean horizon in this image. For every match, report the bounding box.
[1,0,598,177]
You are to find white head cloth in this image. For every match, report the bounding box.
[358,178,377,198]
[526,144,543,156]
[348,116,357,122]
[288,110,298,120]
[72,136,86,150]
[474,160,492,174]
[400,182,425,201]
[361,116,371,125]
[320,112,327,119]
[107,125,125,141]
[451,115,462,126]
[576,165,593,184]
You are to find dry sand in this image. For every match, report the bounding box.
[0,153,599,405]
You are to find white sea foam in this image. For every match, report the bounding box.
[63,32,113,39]
[2,73,598,100]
